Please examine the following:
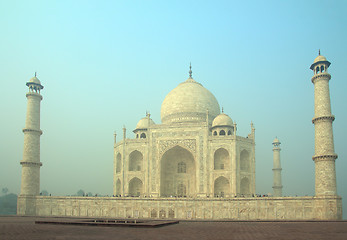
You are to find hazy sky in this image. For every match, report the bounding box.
[1,1,346,218]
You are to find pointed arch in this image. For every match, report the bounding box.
[214,148,229,170]
[129,150,143,171]
[140,133,146,138]
[214,176,230,197]
[128,177,143,197]
[160,145,195,197]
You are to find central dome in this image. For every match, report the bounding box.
[161,77,220,124]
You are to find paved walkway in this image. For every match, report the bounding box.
[1,216,347,240]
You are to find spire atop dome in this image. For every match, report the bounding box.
[319,49,321,55]
[189,63,192,79]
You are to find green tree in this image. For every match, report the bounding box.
[41,190,49,196]
[2,187,8,195]
[77,189,85,196]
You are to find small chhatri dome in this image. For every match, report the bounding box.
[135,117,155,130]
[26,73,44,91]
[272,137,281,146]
[313,55,327,64]
[212,113,233,127]
[28,76,42,85]
[310,50,331,70]
[161,64,220,124]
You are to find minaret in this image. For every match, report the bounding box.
[18,74,43,214]
[272,137,282,197]
[310,52,337,196]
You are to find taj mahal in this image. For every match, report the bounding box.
[17,53,342,220]
[114,65,255,199]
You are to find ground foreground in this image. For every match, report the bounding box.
[1,216,347,240]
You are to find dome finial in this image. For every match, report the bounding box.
[319,49,321,55]
[35,71,37,77]
[189,62,192,79]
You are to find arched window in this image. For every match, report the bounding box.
[177,162,186,173]
[213,131,217,136]
[219,130,226,135]
[136,134,139,138]
[228,130,232,135]
[321,65,324,73]
[140,133,146,138]
[316,66,320,74]
[177,184,186,196]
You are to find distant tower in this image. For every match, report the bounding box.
[20,74,44,197]
[272,137,282,197]
[310,52,337,196]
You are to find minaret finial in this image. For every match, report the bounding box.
[35,72,37,77]
[319,49,321,55]
[189,62,192,78]
[222,107,224,113]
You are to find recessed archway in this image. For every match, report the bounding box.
[214,148,229,170]
[160,145,195,197]
[128,177,143,196]
[214,176,230,197]
[129,150,143,171]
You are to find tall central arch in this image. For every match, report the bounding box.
[160,145,196,197]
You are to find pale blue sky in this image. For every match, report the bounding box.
[1,0,346,218]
